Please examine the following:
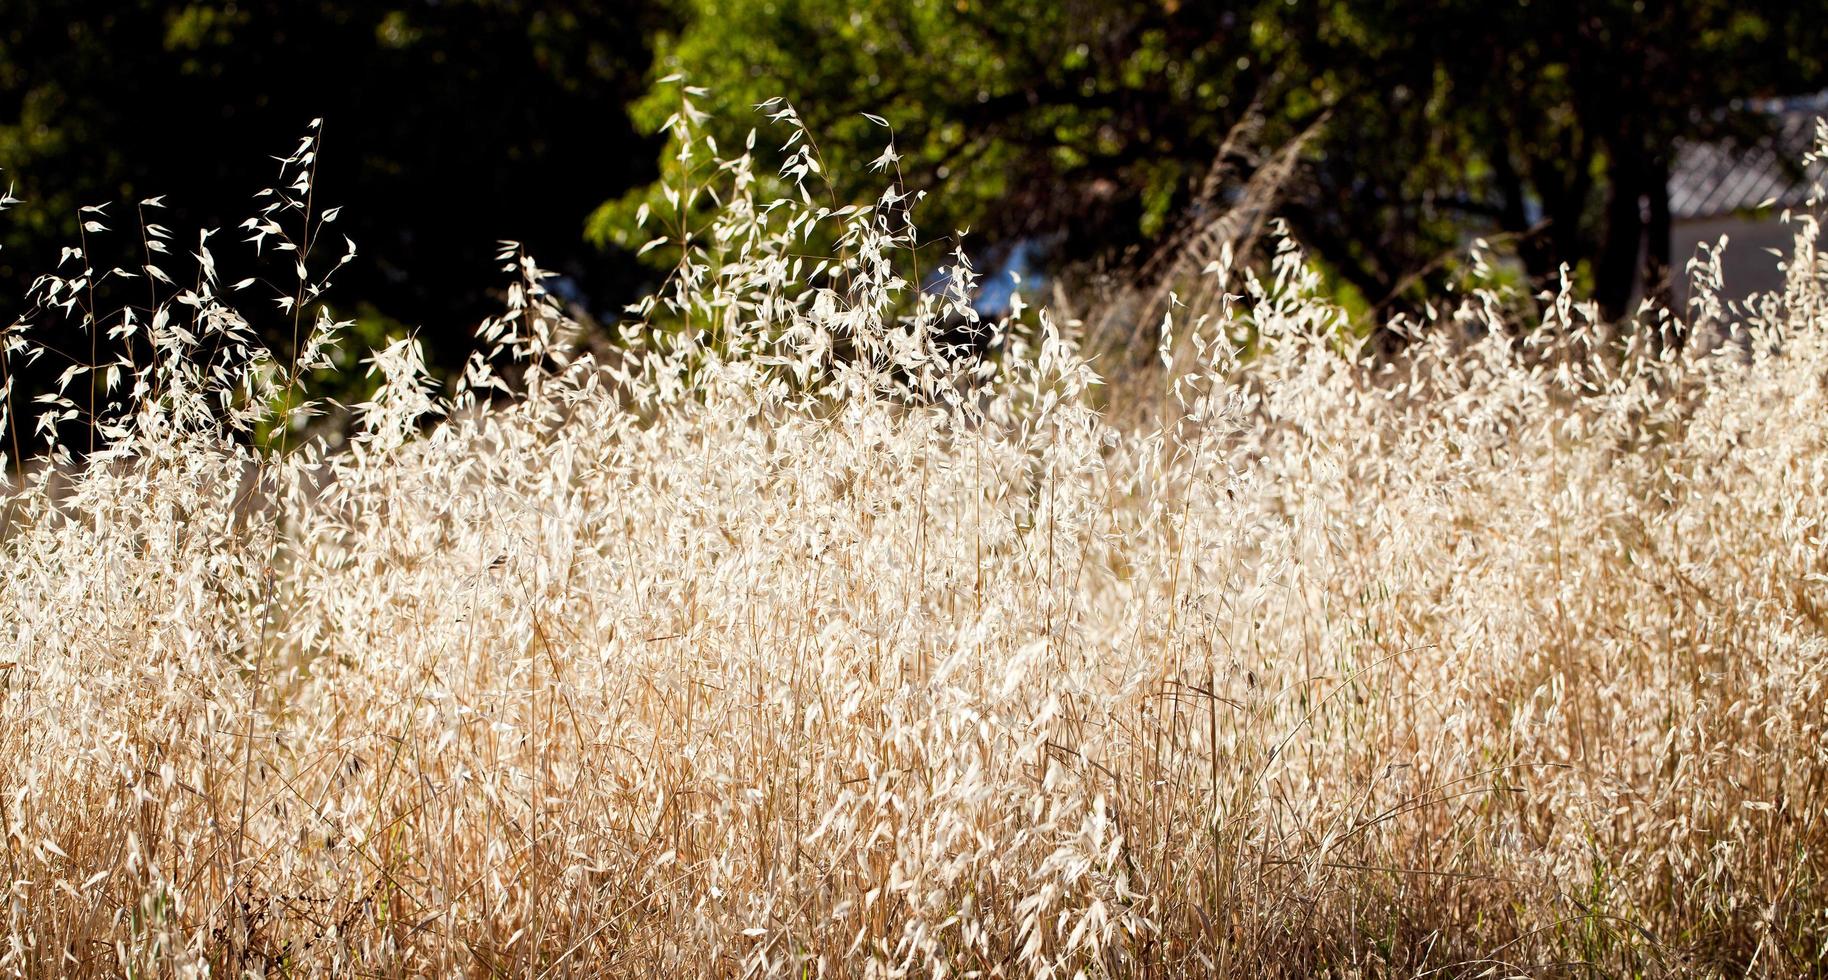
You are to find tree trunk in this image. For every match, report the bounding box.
[1641,151,1673,315]
[1492,141,1557,285]
[1595,145,1646,322]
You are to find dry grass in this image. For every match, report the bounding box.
[1,101,1826,978]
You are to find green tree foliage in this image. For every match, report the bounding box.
[609,0,1828,325]
[591,0,1302,275]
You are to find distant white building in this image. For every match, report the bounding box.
[1669,97,1826,309]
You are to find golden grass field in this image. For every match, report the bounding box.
[2,115,1825,977]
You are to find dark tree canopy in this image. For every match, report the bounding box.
[2,0,1825,449]
[0,0,670,348]
[1291,1,1828,320]
[605,0,1828,325]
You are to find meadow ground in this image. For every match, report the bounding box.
[1,116,1826,977]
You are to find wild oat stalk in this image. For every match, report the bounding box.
[0,102,1825,978]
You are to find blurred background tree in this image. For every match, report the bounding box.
[606,0,1826,326]
[0,0,670,371]
[1292,1,1828,321]
[589,0,1299,279]
[1,0,1824,448]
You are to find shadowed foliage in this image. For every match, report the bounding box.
[0,0,670,370]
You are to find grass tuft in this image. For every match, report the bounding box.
[3,104,1827,977]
